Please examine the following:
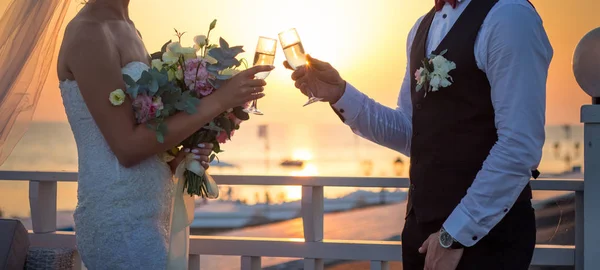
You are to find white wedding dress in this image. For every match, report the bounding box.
[60,61,190,269]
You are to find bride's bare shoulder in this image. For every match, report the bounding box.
[58,16,118,79]
[63,15,112,49]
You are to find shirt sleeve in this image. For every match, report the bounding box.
[330,17,424,156]
[443,3,553,247]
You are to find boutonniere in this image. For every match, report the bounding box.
[414,49,456,96]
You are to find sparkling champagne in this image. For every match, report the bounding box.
[253,52,275,80]
[282,42,306,70]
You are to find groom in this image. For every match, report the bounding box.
[287,0,553,269]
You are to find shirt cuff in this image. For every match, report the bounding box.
[331,83,364,125]
[442,206,491,247]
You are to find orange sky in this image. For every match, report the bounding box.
[32,0,599,125]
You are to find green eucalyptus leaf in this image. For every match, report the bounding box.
[139,71,154,85]
[161,40,171,53]
[213,142,222,153]
[156,132,165,143]
[123,74,136,87]
[184,104,197,114]
[126,85,140,98]
[215,74,232,81]
[149,79,159,94]
[150,51,162,61]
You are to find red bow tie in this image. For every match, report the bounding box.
[435,0,457,11]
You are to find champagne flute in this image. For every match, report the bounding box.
[245,36,277,115]
[278,28,323,106]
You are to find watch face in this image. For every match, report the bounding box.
[439,231,453,248]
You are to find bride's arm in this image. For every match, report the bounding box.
[66,22,272,168]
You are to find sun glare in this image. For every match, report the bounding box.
[290,164,318,177]
[283,186,302,201]
[292,149,313,161]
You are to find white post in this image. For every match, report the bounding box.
[575,191,584,270]
[304,258,324,270]
[188,254,200,270]
[240,256,261,270]
[370,261,390,270]
[29,181,57,233]
[302,186,324,269]
[582,104,600,269]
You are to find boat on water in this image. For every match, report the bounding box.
[279,159,304,167]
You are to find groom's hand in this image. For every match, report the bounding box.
[284,55,346,103]
[419,232,463,270]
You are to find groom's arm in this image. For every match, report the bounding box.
[442,4,553,247]
[328,18,423,156]
[330,67,413,156]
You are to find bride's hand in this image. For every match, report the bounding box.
[168,143,213,173]
[213,65,275,109]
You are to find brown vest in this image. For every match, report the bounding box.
[406,0,533,223]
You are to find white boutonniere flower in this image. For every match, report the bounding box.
[414,49,456,96]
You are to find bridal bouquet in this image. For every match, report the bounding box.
[109,19,248,198]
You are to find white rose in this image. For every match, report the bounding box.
[193,35,207,47]
[179,47,197,60]
[166,42,183,53]
[429,75,442,91]
[162,51,179,65]
[151,59,164,71]
[439,77,452,88]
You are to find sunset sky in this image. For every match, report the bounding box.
[33,0,600,125]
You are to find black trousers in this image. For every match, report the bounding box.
[402,200,536,270]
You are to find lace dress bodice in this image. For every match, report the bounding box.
[60,61,173,269]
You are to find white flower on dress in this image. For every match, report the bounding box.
[415,49,456,95]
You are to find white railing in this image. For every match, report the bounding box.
[0,171,586,270]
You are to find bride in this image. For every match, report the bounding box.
[57,0,273,268]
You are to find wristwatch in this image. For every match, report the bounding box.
[439,227,465,249]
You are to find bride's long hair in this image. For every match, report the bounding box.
[0,0,70,164]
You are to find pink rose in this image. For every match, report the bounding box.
[414,69,422,80]
[216,130,234,144]
[227,113,242,126]
[132,94,153,123]
[184,58,214,96]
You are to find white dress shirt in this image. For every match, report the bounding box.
[332,0,553,247]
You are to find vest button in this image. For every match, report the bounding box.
[415,104,422,110]
[339,108,345,113]
[472,236,478,241]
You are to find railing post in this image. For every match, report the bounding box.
[575,191,584,270]
[29,180,57,233]
[302,186,324,269]
[240,256,261,270]
[582,104,600,269]
[370,260,390,270]
[188,254,200,270]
